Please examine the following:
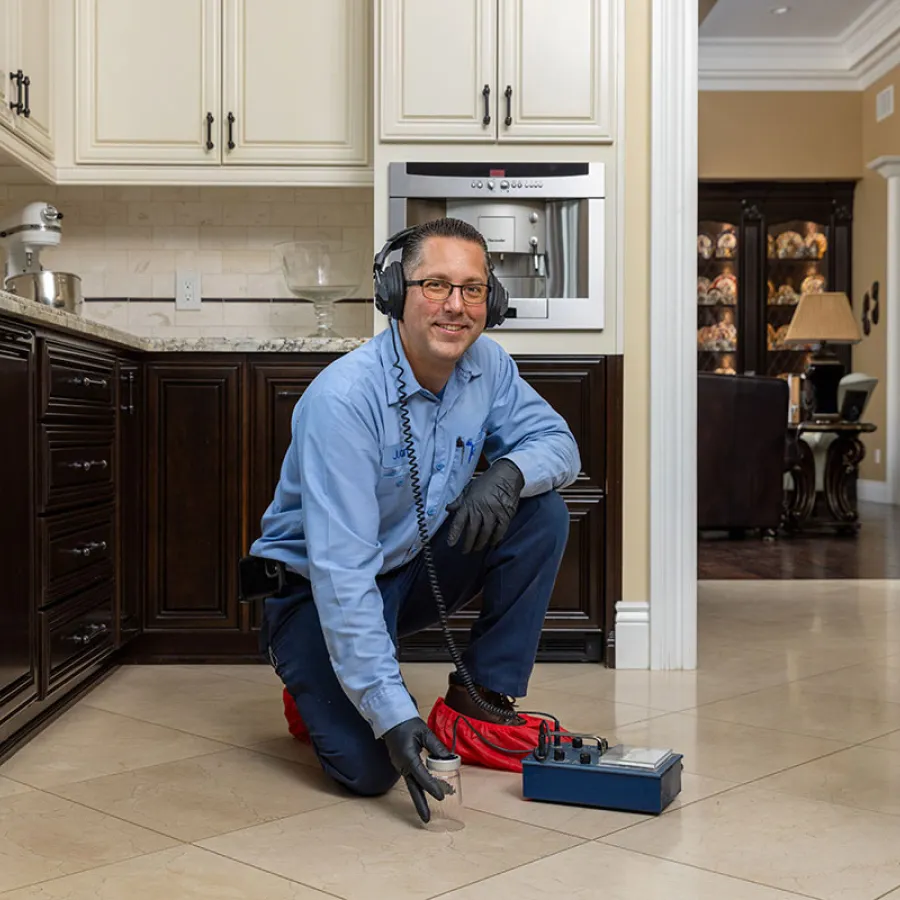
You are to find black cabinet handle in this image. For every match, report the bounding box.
[482,85,491,126]
[276,390,305,399]
[227,112,235,150]
[9,69,23,114]
[205,112,214,150]
[121,370,135,415]
[22,75,30,117]
[504,85,512,126]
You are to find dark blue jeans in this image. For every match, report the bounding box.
[263,490,570,797]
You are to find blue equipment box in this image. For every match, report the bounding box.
[521,739,684,815]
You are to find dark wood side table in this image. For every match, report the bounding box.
[783,421,877,534]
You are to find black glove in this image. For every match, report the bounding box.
[446,458,525,554]
[382,717,455,823]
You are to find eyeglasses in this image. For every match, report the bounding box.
[406,278,489,306]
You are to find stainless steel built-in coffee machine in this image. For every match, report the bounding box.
[387,162,606,330]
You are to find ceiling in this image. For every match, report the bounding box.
[701,0,882,39]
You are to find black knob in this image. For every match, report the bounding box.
[571,737,583,749]
[553,747,566,761]
[580,751,592,765]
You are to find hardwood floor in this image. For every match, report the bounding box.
[698,501,900,580]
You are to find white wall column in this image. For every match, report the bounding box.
[869,156,900,507]
[647,0,698,669]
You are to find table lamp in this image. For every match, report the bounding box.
[783,291,862,421]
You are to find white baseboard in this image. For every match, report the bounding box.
[858,479,893,504]
[614,602,650,669]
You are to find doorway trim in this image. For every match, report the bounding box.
[648,0,699,669]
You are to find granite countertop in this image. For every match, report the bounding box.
[0,291,369,353]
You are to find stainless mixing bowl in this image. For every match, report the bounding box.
[5,271,83,313]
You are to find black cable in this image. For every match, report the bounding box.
[449,710,564,757]
[389,322,519,724]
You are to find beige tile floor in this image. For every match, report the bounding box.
[1,579,900,899]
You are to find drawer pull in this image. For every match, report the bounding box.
[66,459,109,472]
[65,540,108,558]
[66,622,109,645]
[69,374,109,389]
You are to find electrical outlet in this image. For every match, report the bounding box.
[875,448,882,465]
[176,270,201,310]
[877,85,894,123]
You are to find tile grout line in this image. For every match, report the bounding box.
[592,837,824,900]
[422,838,593,900]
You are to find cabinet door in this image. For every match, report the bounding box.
[0,323,37,727]
[498,0,614,142]
[0,0,16,132]
[75,0,221,164]
[146,363,241,631]
[223,0,369,165]
[14,0,53,158]
[116,362,144,647]
[379,0,496,142]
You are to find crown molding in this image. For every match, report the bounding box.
[699,0,900,92]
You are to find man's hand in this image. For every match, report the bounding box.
[382,717,455,823]
[446,458,525,554]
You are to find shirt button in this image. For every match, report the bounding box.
[395,478,404,487]
[427,507,436,516]
[435,463,444,472]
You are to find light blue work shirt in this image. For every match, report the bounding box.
[250,320,581,738]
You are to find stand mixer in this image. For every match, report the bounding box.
[0,202,83,312]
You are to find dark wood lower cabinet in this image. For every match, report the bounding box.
[129,352,621,665]
[0,323,623,758]
[145,362,242,632]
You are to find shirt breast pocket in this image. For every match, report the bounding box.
[378,442,409,494]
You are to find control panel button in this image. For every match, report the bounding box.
[487,180,495,190]
[500,180,509,190]
[553,747,566,761]
[580,751,592,765]
[471,181,477,188]
[476,181,483,188]
[571,736,583,749]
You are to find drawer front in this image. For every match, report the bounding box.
[40,425,115,512]
[39,580,115,697]
[41,340,116,419]
[40,506,115,605]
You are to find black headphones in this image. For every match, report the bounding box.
[373,225,509,328]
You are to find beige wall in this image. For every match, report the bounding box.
[0,179,375,339]
[622,0,651,606]
[699,92,863,180]
[854,65,900,480]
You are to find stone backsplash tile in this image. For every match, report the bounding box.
[0,178,374,339]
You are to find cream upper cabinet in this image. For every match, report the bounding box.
[379,0,615,143]
[379,0,495,141]
[0,0,54,158]
[74,0,367,169]
[14,0,54,157]
[75,0,221,164]
[222,0,369,165]
[497,0,613,141]
[0,0,16,131]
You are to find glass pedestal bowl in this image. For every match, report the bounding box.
[276,241,363,338]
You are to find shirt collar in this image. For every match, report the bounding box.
[379,320,482,406]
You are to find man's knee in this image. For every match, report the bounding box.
[520,490,570,548]
[327,752,400,797]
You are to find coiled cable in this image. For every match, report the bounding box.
[389,323,520,724]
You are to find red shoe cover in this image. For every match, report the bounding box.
[282,687,311,744]
[427,696,565,774]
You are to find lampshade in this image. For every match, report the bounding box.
[783,292,862,345]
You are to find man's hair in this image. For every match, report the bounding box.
[400,217,492,280]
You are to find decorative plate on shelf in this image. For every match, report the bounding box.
[774,283,799,305]
[711,273,737,301]
[716,230,737,259]
[697,276,711,303]
[801,273,826,294]
[698,234,713,259]
[804,230,827,259]
[775,231,805,258]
